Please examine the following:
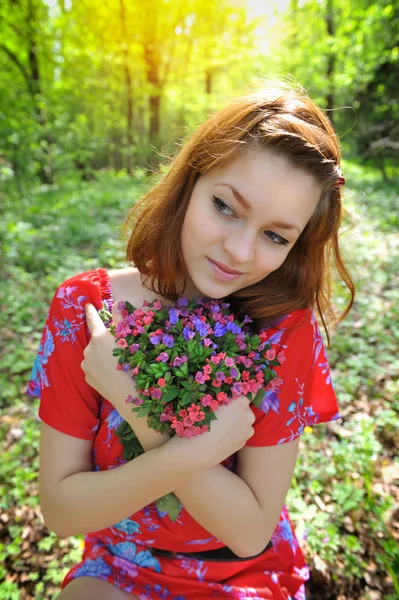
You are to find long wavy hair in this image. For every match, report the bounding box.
[124,83,355,343]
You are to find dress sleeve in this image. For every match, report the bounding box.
[26,268,113,440]
[245,308,341,447]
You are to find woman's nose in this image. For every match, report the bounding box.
[223,232,255,265]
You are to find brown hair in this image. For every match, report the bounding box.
[124,83,355,343]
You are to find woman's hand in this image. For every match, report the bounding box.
[81,303,133,407]
[165,395,255,471]
[81,303,169,450]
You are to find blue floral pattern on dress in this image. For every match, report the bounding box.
[27,324,54,397]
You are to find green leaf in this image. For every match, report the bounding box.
[136,406,151,418]
[155,493,181,522]
[162,386,180,402]
[252,387,265,408]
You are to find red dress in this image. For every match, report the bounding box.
[27,268,340,600]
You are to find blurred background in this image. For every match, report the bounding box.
[0,1,398,599]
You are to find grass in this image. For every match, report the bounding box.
[0,162,398,599]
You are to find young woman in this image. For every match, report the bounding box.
[28,84,354,600]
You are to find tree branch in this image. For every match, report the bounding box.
[0,43,29,83]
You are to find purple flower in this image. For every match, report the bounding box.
[177,298,189,307]
[168,308,179,324]
[183,326,195,342]
[162,334,174,348]
[216,371,226,382]
[226,321,241,334]
[151,388,162,400]
[193,317,208,337]
[243,315,253,324]
[117,300,126,311]
[230,368,239,378]
[149,335,160,345]
[173,356,187,367]
[214,323,227,337]
[231,382,242,396]
[122,364,131,373]
[158,351,169,362]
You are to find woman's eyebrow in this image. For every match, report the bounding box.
[215,183,300,234]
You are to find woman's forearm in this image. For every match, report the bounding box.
[173,465,268,558]
[42,442,197,538]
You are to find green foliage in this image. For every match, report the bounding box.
[1,0,396,189]
[1,163,398,598]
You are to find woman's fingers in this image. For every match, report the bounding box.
[85,303,106,336]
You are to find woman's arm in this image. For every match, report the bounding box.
[40,422,201,538]
[171,440,299,557]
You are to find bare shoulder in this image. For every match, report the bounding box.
[107,266,172,309]
[107,267,143,306]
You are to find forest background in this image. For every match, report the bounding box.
[0,0,398,599]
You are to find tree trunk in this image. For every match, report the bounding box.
[27,0,53,183]
[205,69,212,95]
[119,0,133,175]
[326,0,335,124]
[144,43,162,147]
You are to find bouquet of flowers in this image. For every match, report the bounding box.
[99,296,284,520]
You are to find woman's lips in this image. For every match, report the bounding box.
[207,258,243,281]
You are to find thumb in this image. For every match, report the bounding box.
[85,303,106,336]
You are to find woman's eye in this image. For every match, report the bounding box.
[265,231,289,247]
[212,196,289,247]
[212,196,235,216]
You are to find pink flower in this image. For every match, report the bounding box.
[209,399,220,412]
[203,364,212,375]
[157,377,166,387]
[153,300,162,310]
[151,388,162,400]
[182,415,193,427]
[265,349,276,361]
[116,363,123,371]
[277,351,286,364]
[225,357,235,367]
[131,365,139,376]
[211,355,221,365]
[267,377,283,392]
[216,392,229,404]
[125,395,134,403]
[143,315,153,325]
[133,397,143,406]
[117,339,128,348]
[195,371,206,384]
[203,338,212,347]
[242,370,250,381]
[200,394,213,407]
[171,418,185,436]
[188,404,205,422]
[211,379,221,388]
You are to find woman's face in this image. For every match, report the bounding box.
[180,147,321,300]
